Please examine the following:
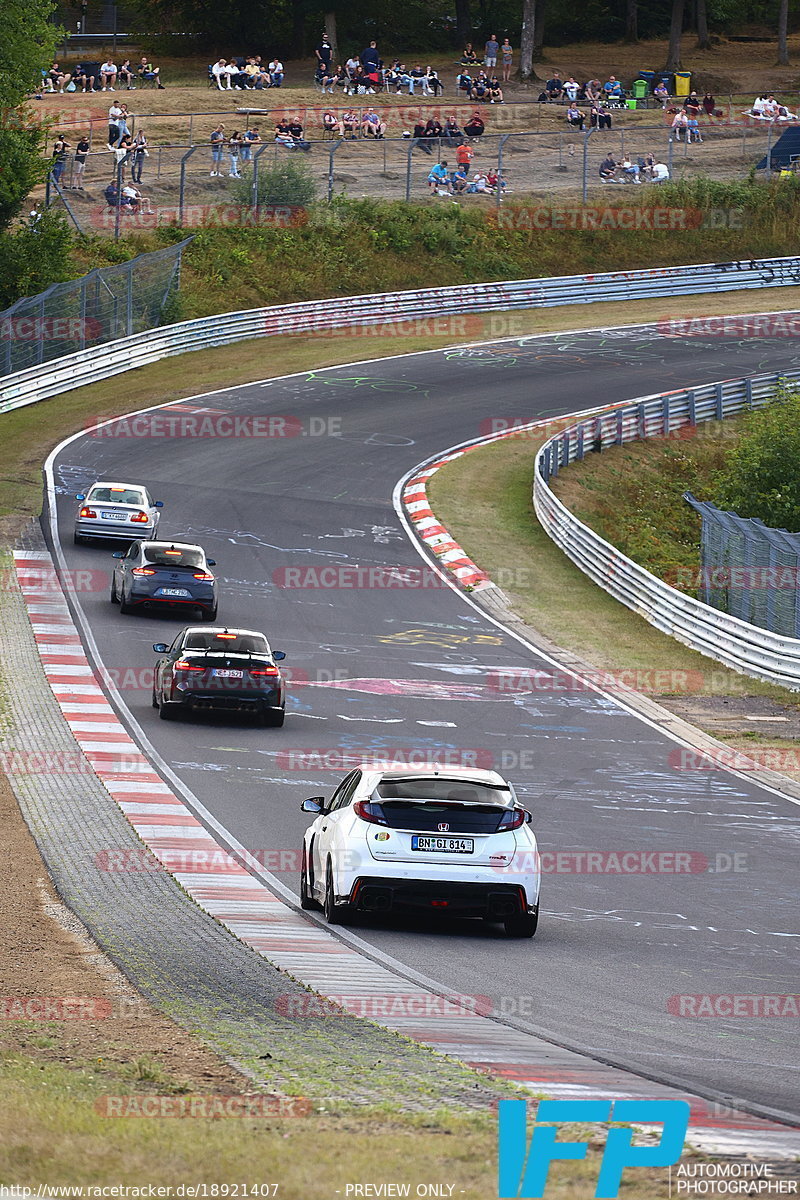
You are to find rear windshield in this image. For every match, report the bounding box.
[184,632,269,655]
[368,800,513,834]
[375,779,512,806]
[144,545,204,568]
[89,487,145,506]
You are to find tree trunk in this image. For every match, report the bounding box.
[324,11,338,65]
[533,3,545,59]
[290,0,306,59]
[456,0,472,47]
[519,0,536,80]
[777,0,790,65]
[665,0,685,70]
[625,0,638,43]
[695,0,711,49]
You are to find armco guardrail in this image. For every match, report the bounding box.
[533,368,800,689]
[3,255,800,416]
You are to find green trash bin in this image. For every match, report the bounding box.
[632,78,648,99]
[625,98,637,110]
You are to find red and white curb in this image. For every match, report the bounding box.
[12,548,800,1156]
[402,454,494,591]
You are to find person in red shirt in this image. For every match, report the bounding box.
[456,143,474,169]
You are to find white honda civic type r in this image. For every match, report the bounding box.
[299,763,540,937]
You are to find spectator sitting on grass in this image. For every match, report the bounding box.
[427,160,449,191]
[683,90,701,118]
[599,153,618,180]
[362,108,386,138]
[423,117,443,140]
[275,118,295,147]
[460,43,478,65]
[566,103,585,131]
[471,72,489,101]
[651,160,670,181]
[488,78,504,103]
[590,102,611,130]
[467,171,489,193]
[584,79,602,102]
[457,70,473,94]
[450,164,469,193]
[563,76,579,101]
[212,59,233,90]
[620,156,641,182]
[545,71,564,101]
[486,167,506,194]
[463,111,485,138]
[443,115,464,144]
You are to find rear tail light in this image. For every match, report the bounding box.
[193,572,214,581]
[132,567,156,576]
[250,666,279,677]
[130,511,150,524]
[79,507,97,519]
[353,800,388,826]
[497,808,527,832]
[216,633,237,640]
[174,659,205,672]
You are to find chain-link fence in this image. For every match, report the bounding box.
[0,239,191,376]
[45,115,784,238]
[684,493,800,638]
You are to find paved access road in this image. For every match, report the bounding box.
[50,325,800,1122]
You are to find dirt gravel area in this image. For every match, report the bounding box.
[0,768,246,1090]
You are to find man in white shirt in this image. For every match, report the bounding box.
[651,162,669,182]
[100,60,117,90]
[269,59,284,86]
[211,59,231,90]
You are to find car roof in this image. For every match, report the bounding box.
[89,480,147,491]
[142,540,204,553]
[182,626,268,639]
[361,764,509,787]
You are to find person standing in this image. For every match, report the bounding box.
[73,134,90,188]
[241,126,261,163]
[227,130,242,177]
[315,35,332,74]
[484,34,499,70]
[210,124,225,175]
[107,100,123,148]
[131,131,148,183]
[50,134,69,184]
[116,103,131,141]
[501,38,513,83]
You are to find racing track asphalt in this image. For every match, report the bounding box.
[48,324,800,1122]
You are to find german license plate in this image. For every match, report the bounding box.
[212,669,243,678]
[411,835,474,853]
[101,511,126,520]
[158,587,191,598]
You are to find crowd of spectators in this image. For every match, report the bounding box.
[42,56,164,92]
[210,56,284,90]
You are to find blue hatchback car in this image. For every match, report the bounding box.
[111,540,218,619]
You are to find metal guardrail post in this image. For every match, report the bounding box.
[497,134,511,209]
[114,154,123,243]
[178,145,199,227]
[765,123,774,178]
[126,260,134,337]
[582,128,596,204]
[251,142,271,214]
[405,141,415,202]
[328,139,344,203]
[668,136,675,176]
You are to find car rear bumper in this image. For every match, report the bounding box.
[171,685,282,713]
[346,875,534,919]
[75,521,156,540]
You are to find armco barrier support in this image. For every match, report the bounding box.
[533,369,800,689]
[3,256,800,416]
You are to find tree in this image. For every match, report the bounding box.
[455,0,472,48]
[519,0,537,80]
[695,0,711,50]
[665,0,685,70]
[712,389,800,532]
[1,0,61,231]
[625,0,638,43]
[777,0,790,65]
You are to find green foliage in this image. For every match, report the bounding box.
[233,159,317,209]
[0,210,73,308]
[711,388,800,531]
[0,0,62,228]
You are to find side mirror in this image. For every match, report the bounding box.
[154,500,164,508]
[273,650,286,661]
[153,643,168,654]
[207,558,216,566]
[76,493,86,501]
[112,551,125,559]
[301,798,324,814]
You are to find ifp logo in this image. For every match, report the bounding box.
[498,1098,689,1197]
